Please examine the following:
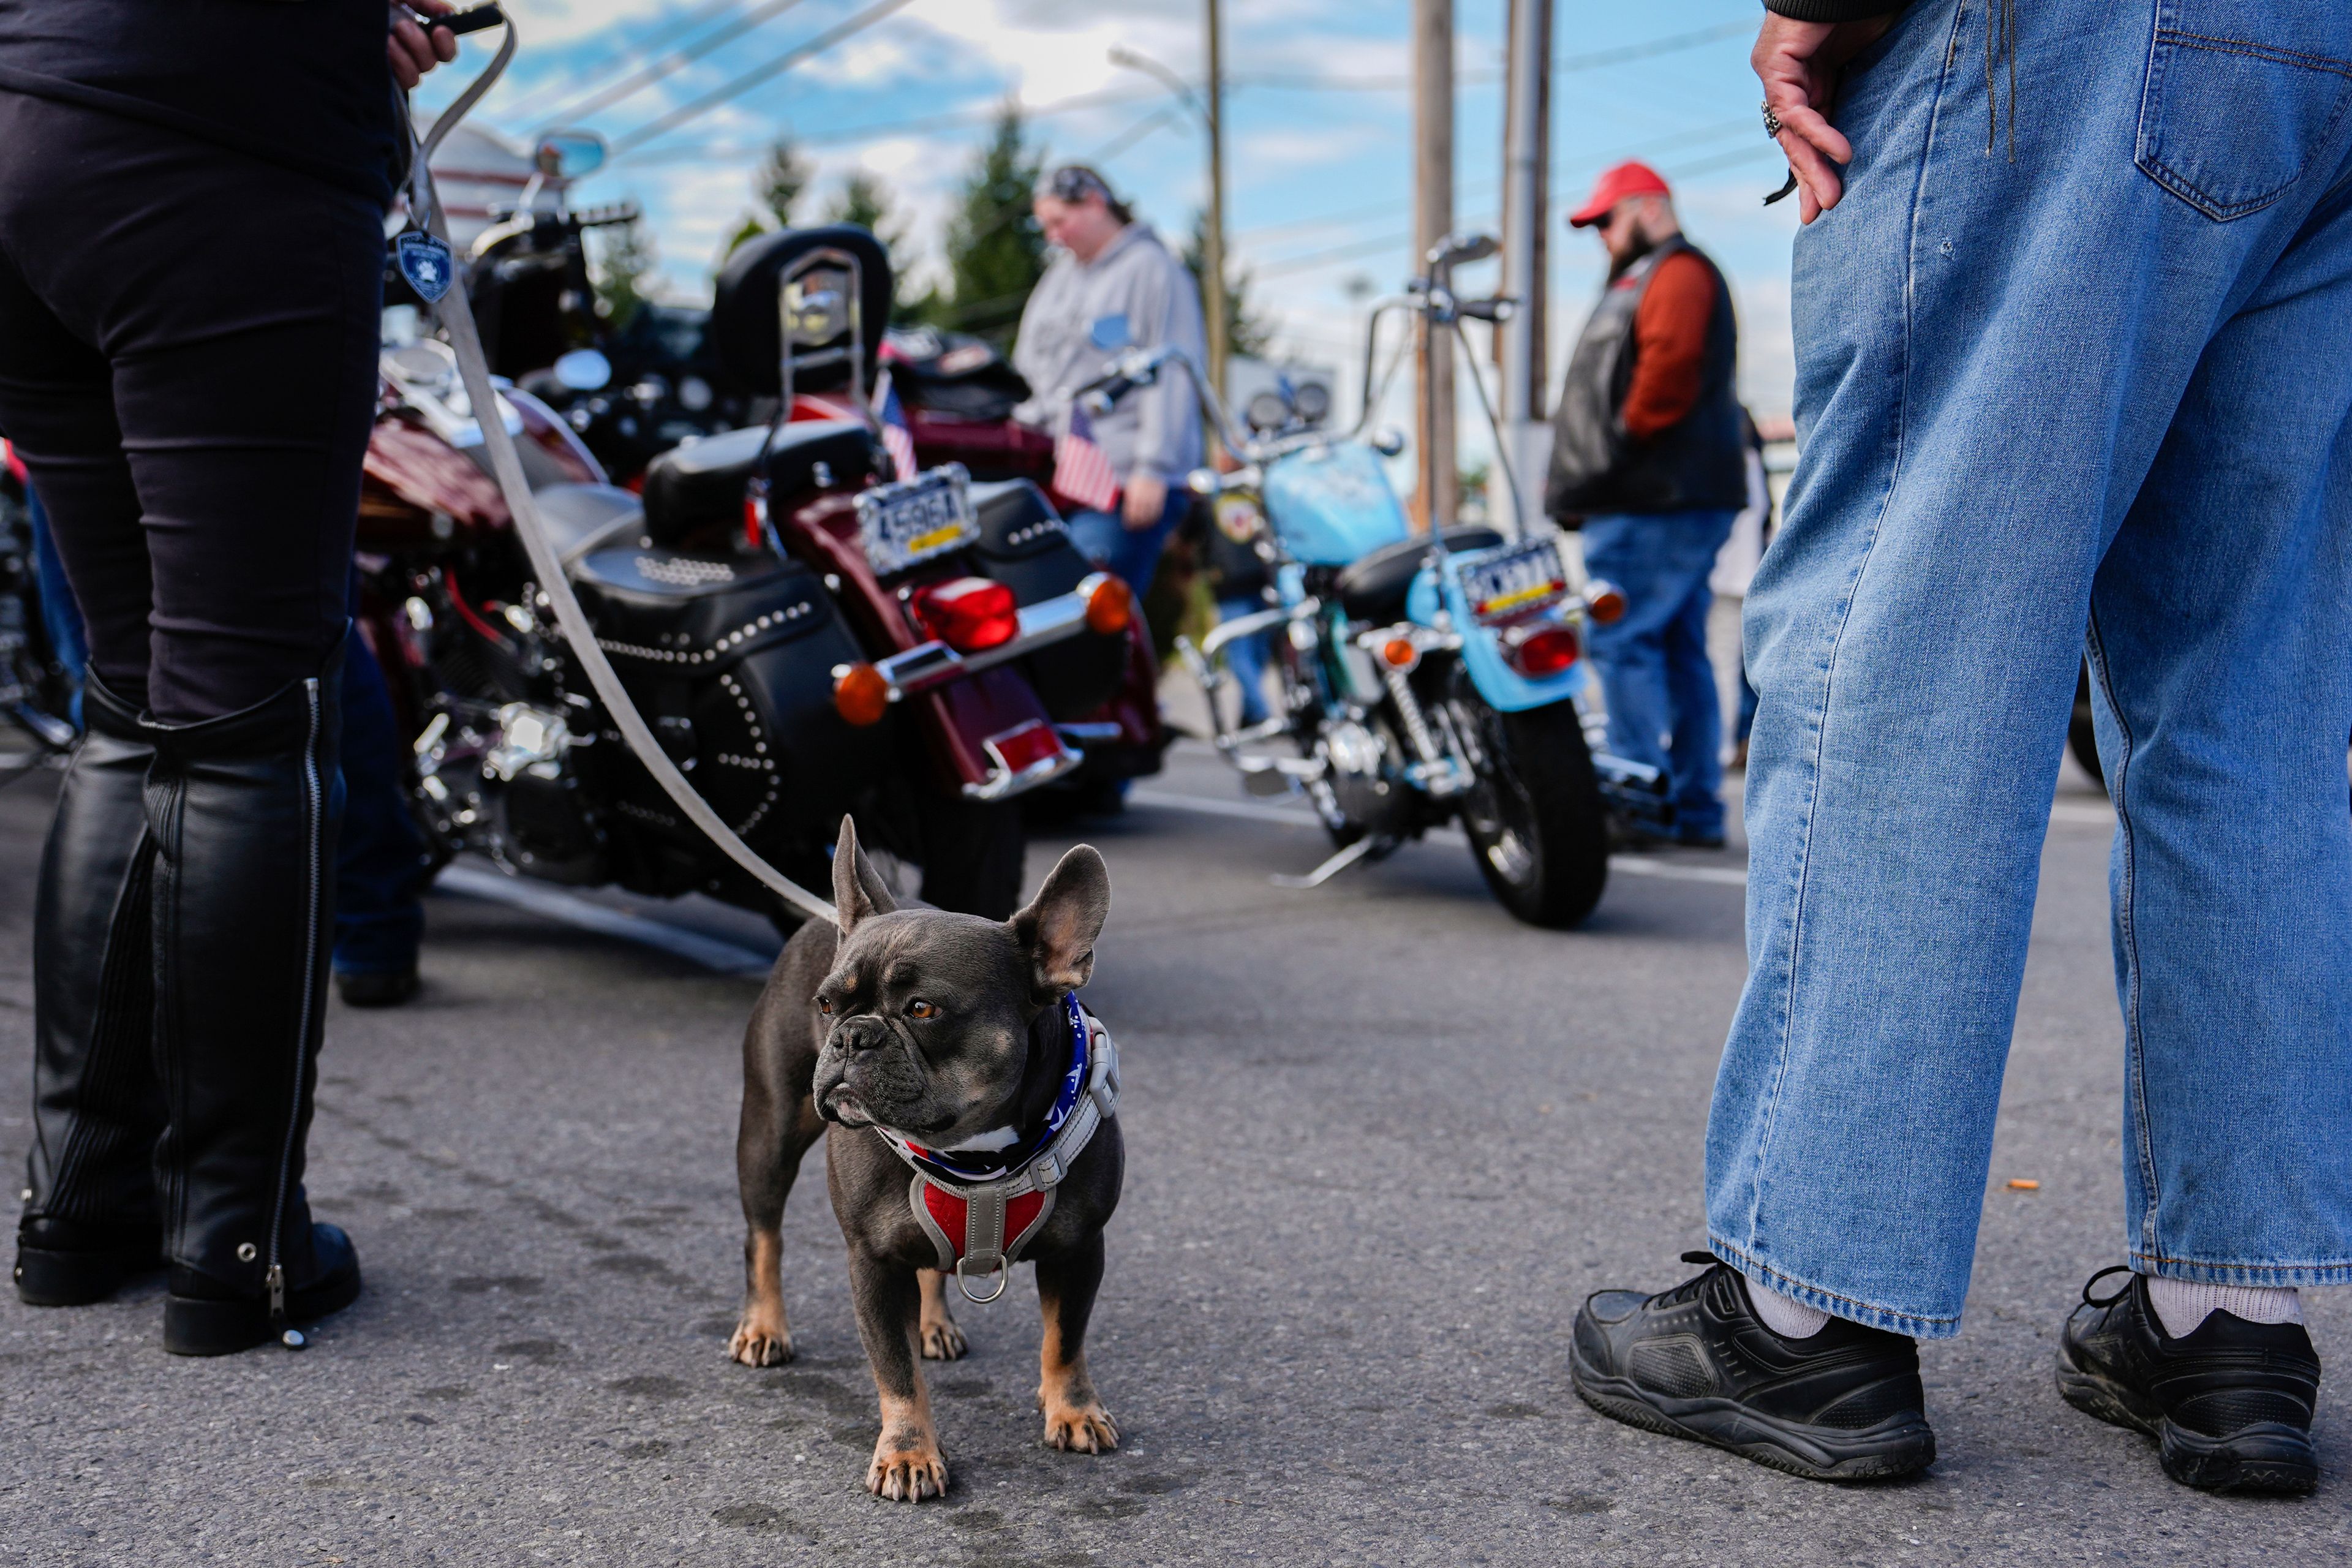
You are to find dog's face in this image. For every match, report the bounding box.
[810,819,1109,1146]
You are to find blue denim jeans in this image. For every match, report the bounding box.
[1066,486,1189,600]
[1216,597,1273,727]
[1581,510,1734,839]
[1707,0,2352,1338]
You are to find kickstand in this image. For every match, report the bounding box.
[1270,834,1384,890]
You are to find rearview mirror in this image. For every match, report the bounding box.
[552,347,612,391]
[1370,427,1406,458]
[533,128,608,181]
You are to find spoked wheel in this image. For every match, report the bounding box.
[1449,669,1609,929]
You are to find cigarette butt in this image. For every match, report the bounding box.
[2006,1178,2040,1191]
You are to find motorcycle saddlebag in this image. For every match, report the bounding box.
[966,478,1125,719]
[566,545,888,867]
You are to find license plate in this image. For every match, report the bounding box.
[1459,538,1568,624]
[854,465,978,578]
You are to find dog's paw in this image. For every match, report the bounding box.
[866,1431,949,1502]
[1041,1398,1118,1455]
[919,1316,968,1361]
[728,1315,794,1368]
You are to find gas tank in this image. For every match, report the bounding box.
[1259,442,1411,567]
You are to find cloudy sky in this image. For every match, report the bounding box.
[419,0,1802,425]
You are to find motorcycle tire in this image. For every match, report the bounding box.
[912,793,1027,921]
[1452,676,1610,929]
[2069,662,2106,791]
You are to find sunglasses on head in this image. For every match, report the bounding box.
[1042,166,1112,206]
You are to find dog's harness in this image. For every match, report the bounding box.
[874,993,1118,1303]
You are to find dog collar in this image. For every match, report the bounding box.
[874,993,1119,1303]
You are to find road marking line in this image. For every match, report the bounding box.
[1129,788,1751,889]
[434,864,777,976]
[2048,801,2116,826]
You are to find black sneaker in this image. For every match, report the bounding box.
[1572,1252,1936,1482]
[2058,1267,2320,1495]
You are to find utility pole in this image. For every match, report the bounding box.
[1411,0,1455,532]
[1499,0,1551,533]
[1202,0,1231,417]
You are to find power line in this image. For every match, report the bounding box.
[498,0,750,125]
[545,0,814,127]
[612,86,1169,164]
[1227,18,1754,92]
[608,0,922,159]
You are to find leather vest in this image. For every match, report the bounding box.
[1545,239,1747,518]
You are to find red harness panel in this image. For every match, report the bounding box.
[921,1182,1047,1262]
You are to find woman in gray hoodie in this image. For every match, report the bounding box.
[1012,165,1207,597]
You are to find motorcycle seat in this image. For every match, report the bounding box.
[533,483,646,564]
[641,419,875,545]
[1332,526,1502,622]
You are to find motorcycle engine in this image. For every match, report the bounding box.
[1316,716,1411,838]
[414,698,606,884]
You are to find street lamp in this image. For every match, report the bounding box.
[1109,15,1229,418]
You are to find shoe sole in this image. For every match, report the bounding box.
[13,1245,162,1308]
[163,1267,364,1356]
[2056,1351,2316,1496]
[1570,1342,1935,1483]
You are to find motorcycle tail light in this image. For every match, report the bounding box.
[1380,636,1419,671]
[911,576,1020,652]
[1584,581,1627,625]
[1507,624,1580,677]
[1084,573,1134,636]
[833,662,891,726]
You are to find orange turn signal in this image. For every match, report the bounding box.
[832,662,890,727]
[1585,582,1627,625]
[1380,636,1419,671]
[1084,573,1134,636]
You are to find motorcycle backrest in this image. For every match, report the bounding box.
[712,225,894,398]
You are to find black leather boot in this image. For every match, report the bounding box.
[15,673,167,1306]
[146,647,361,1354]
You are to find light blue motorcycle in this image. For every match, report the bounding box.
[1088,234,1665,927]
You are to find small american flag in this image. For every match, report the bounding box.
[872,369,918,482]
[1051,402,1122,515]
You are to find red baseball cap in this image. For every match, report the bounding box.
[1567,160,1672,228]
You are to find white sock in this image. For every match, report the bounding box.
[1744,1276,1831,1339]
[2145,1275,2302,1338]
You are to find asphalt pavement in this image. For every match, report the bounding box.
[2,732,2348,1566]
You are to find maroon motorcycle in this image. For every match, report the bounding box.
[354,219,1159,924]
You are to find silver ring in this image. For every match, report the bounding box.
[1762,100,1784,139]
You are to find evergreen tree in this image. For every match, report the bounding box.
[1184,209,1275,360]
[587,216,660,330]
[757,134,810,229]
[823,170,908,255]
[924,104,1047,348]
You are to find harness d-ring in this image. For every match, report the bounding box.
[956,1256,1011,1304]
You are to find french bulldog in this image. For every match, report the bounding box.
[731,816,1124,1502]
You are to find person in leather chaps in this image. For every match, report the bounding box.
[0,1,457,1354]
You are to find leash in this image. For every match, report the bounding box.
[875,995,1120,1303]
[396,15,837,925]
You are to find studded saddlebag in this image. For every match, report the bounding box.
[566,544,888,891]
[965,479,1126,720]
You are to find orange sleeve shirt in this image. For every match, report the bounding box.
[1620,249,1716,442]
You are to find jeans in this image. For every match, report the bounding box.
[1581,510,1734,839]
[1066,487,1190,600]
[1706,0,2352,1338]
[1216,597,1273,727]
[25,489,83,729]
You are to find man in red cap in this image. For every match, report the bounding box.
[1545,161,1748,849]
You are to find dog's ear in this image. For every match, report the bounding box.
[831,815,897,935]
[1009,844,1110,998]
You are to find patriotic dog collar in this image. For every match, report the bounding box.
[874,993,1119,1303]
